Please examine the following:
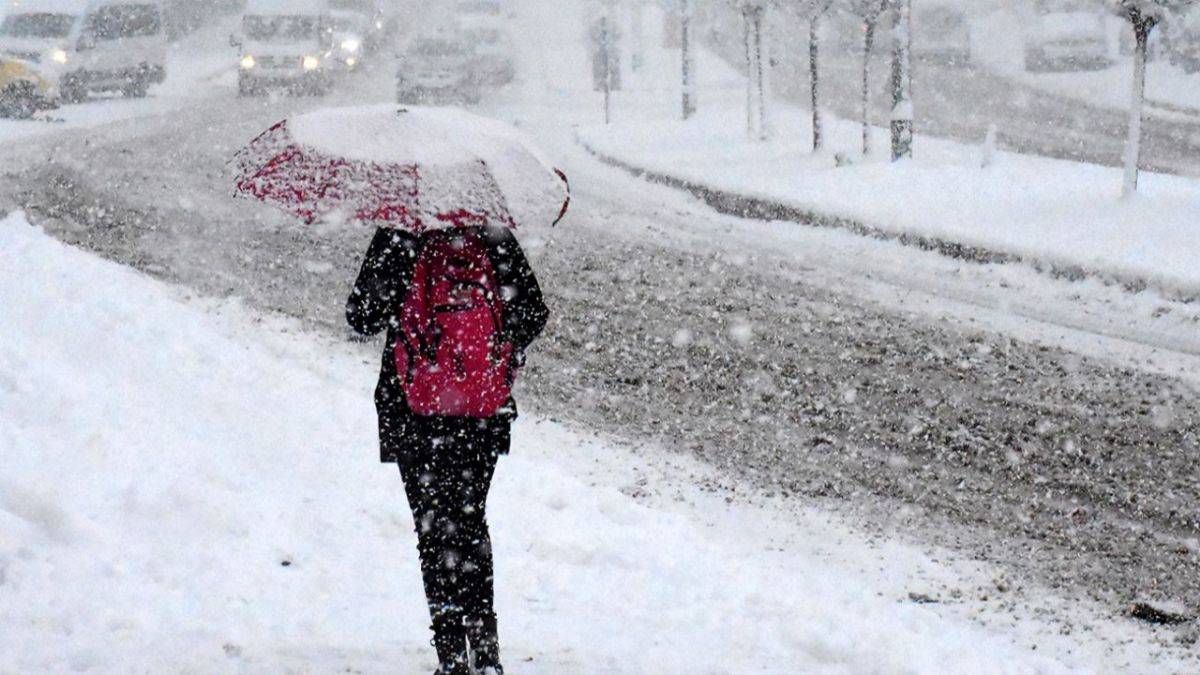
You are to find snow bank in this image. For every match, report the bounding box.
[0,211,1190,673]
[576,58,1200,298]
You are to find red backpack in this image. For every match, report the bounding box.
[394,230,515,418]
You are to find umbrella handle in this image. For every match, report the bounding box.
[552,168,570,227]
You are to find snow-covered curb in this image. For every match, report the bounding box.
[578,134,1026,266]
[576,120,1200,301]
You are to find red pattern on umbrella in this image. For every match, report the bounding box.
[234,120,518,231]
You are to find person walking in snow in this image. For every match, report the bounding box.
[346,223,548,675]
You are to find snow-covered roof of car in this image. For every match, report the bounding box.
[245,0,329,16]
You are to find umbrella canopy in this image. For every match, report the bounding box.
[234,105,569,231]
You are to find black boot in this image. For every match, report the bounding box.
[431,618,469,675]
[466,614,502,674]
[432,660,470,675]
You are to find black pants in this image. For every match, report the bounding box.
[399,429,502,668]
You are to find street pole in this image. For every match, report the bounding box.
[890,0,913,161]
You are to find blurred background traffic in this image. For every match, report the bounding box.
[0,0,1196,118]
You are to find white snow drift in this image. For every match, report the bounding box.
[0,212,1190,673]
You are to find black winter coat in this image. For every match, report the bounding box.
[346,225,549,464]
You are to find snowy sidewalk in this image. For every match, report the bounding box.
[0,214,1193,674]
[579,107,1200,300]
[572,14,1200,300]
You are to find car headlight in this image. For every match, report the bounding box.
[50,49,69,64]
[302,55,320,71]
[345,57,357,67]
[240,54,256,70]
[340,38,360,53]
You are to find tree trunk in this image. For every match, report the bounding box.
[744,9,756,138]
[755,9,767,140]
[890,0,913,161]
[681,0,695,120]
[601,15,612,125]
[1123,20,1151,197]
[862,20,876,157]
[631,1,645,72]
[810,16,821,152]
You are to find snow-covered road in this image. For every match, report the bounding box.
[0,213,1190,674]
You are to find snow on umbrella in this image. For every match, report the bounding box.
[233,105,569,231]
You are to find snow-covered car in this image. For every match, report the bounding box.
[0,57,57,118]
[235,0,335,97]
[1164,6,1200,73]
[396,37,481,105]
[1022,1,1111,72]
[0,0,168,103]
[913,4,971,66]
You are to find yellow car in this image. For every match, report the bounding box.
[0,58,56,119]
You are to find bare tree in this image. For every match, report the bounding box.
[842,0,889,157]
[888,0,912,161]
[774,0,834,151]
[736,0,769,139]
[1106,0,1195,196]
[754,3,769,139]
[807,1,836,151]
[681,0,697,119]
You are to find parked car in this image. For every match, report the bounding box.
[1164,5,1200,73]
[1022,0,1111,72]
[396,36,480,105]
[235,0,335,96]
[0,0,167,103]
[913,3,971,66]
[0,57,57,117]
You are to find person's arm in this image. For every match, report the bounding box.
[484,226,549,355]
[346,228,419,337]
